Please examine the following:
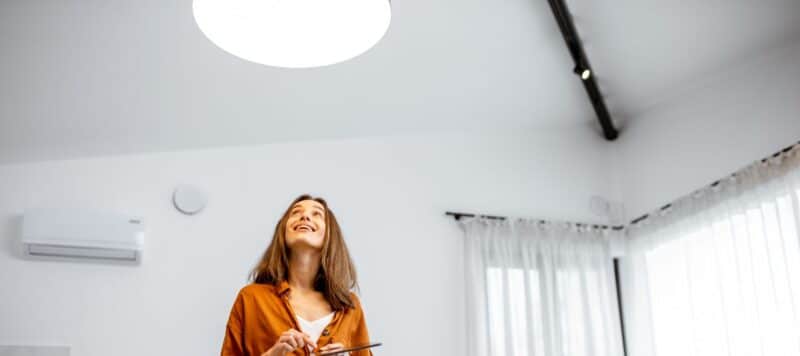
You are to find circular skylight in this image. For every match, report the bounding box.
[193,0,392,68]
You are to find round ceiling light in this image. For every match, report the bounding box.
[193,0,391,68]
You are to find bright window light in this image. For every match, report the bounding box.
[193,0,392,68]
[644,193,800,356]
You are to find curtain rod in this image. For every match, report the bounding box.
[446,139,800,230]
[444,211,625,231]
[626,139,800,226]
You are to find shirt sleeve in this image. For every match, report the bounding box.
[221,291,246,356]
[351,295,373,356]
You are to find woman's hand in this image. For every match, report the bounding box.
[261,329,316,356]
[318,343,345,355]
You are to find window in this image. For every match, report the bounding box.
[643,193,800,356]
[486,266,619,356]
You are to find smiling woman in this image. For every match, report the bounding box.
[221,194,373,356]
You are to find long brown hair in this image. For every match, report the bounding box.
[250,194,358,310]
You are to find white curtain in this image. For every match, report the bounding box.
[460,218,625,356]
[621,146,800,356]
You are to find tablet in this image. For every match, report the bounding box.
[318,342,382,355]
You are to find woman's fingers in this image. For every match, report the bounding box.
[269,329,318,356]
[291,332,306,349]
[280,329,316,351]
[319,343,346,356]
[301,333,316,349]
[320,342,345,354]
[279,343,294,353]
[280,334,299,349]
[320,343,344,351]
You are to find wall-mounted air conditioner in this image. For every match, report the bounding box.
[21,209,145,263]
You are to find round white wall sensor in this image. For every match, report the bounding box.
[173,185,208,215]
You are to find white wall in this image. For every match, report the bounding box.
[0,126,616,356]
[613,40,800,220]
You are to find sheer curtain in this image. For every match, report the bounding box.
[460,218,625,356]
[621,146,800,356]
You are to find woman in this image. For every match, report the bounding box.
[221,194,372,356]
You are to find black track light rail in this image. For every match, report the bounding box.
[546,0,619,141]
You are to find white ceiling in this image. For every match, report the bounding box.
[1,0,798,164]
[570,0,800,122]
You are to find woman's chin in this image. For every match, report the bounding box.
[287,236,324,251]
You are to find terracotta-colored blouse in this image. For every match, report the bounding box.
[221,281,373,356]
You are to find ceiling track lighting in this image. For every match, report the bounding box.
[547,0,618,141]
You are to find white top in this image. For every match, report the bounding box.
[297,312,335,345]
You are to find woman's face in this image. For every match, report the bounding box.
[285,199,327,251]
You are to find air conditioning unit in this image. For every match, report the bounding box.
[21,209,145,262]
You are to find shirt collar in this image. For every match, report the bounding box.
[277,280,291,296]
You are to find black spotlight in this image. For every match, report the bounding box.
[573,65,591,80]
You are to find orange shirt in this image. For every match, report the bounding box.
[221,281,373,356]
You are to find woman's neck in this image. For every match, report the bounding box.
[287,248,322,293]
